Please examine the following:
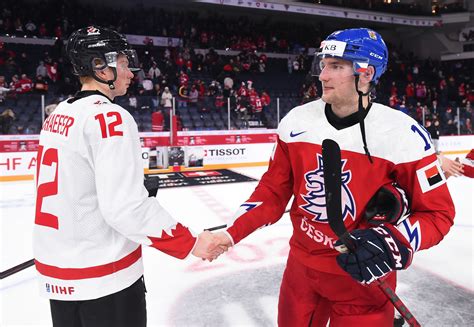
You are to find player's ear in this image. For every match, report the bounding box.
[364,66,375,82]
[359,65,375,89]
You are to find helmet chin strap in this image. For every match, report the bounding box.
[354,75,375,163]
[91,67,117,90]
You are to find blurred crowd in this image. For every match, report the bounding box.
[0,0,472,135]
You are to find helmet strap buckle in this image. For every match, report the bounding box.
[91,67,118,90]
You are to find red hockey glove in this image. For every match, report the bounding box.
[364,183,409,226]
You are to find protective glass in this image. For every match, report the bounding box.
[312,39,369,78]
[103,49,140,72]
[311,54,369,79]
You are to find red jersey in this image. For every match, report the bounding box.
[261,93,271,106]
[179,73,189,87]
[254,96,263,112]
[237,86,248,97]
[224,99,455,275]
[151,111,164,132]
[462,149,474,178]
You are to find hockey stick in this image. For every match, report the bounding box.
[204,208,291,232]
[0,259,34,280]
[1,174,291,280]
[322,139,421,327]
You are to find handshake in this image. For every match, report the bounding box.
[191,231,233,261]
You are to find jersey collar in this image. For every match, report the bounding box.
[324,102,372,130]
[67,90,114,104]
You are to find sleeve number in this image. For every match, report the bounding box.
[35,145,59,229]
[94,112,124,139]
[411,124,431,151]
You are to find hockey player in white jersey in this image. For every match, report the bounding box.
[33,26,224,327]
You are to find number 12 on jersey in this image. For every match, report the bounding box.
[95,112,123,139]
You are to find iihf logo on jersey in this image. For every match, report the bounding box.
[300,154,356,223]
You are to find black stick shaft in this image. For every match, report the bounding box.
[322,139,420,327]
[0,259,35,279]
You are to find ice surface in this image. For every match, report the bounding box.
[1,167,472,326]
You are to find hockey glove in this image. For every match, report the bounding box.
[335,226,413,284]
[144,176,159,197]
[364,183,409,226]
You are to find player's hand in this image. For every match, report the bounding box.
[192,231,225,262]
[364,183,409,225]
[439,155,464,178]
[335,226,413,284]
[213,231,233,251]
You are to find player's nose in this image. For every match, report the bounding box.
[319,67,329,82]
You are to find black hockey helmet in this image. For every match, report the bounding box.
[66,26,140,87]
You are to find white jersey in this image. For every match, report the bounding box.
[33,91,197,301]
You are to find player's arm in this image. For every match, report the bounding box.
[390,152,455,252]
[224,137,294,245]
[86,106,196,259]
[336,128,455,284]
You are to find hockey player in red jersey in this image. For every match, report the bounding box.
[33,26,223,327]
[213,28,455,326]
[461,149,474,178]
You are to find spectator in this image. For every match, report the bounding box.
[44,102,58,117]
[151,83,161,109]
[444,106,454,122]
[188,84,199,108]
[258,59,266,73]
[461,117,472,134]
[396,100,409,115]
[36,61,47,78]
[223,76,234,91]
[214,90,225,110]
[9,75,20,94]
[18,74,33,94]
[0,108,15,134]
[253,93,264,125]
[25,20,37,36]
[390,81,398,96]
[38,23,47,37]
[161,86,173,110]
[129,93,138,112]
[141,74,154,95]
[148,62,161,83]
[33,75,49,94]
[443,119,457,135]
[415,81,427,104]
[405,82,415,105]
[179,71,189,87]
[0,76,10,104]
[426,120,440,154]
[17,52,31,75]
[261,90,271,110]
[178,84,189,108]
[45,58,59,83]
[151,109,164,132]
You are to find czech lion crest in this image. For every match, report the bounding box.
[300,154,356,223]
